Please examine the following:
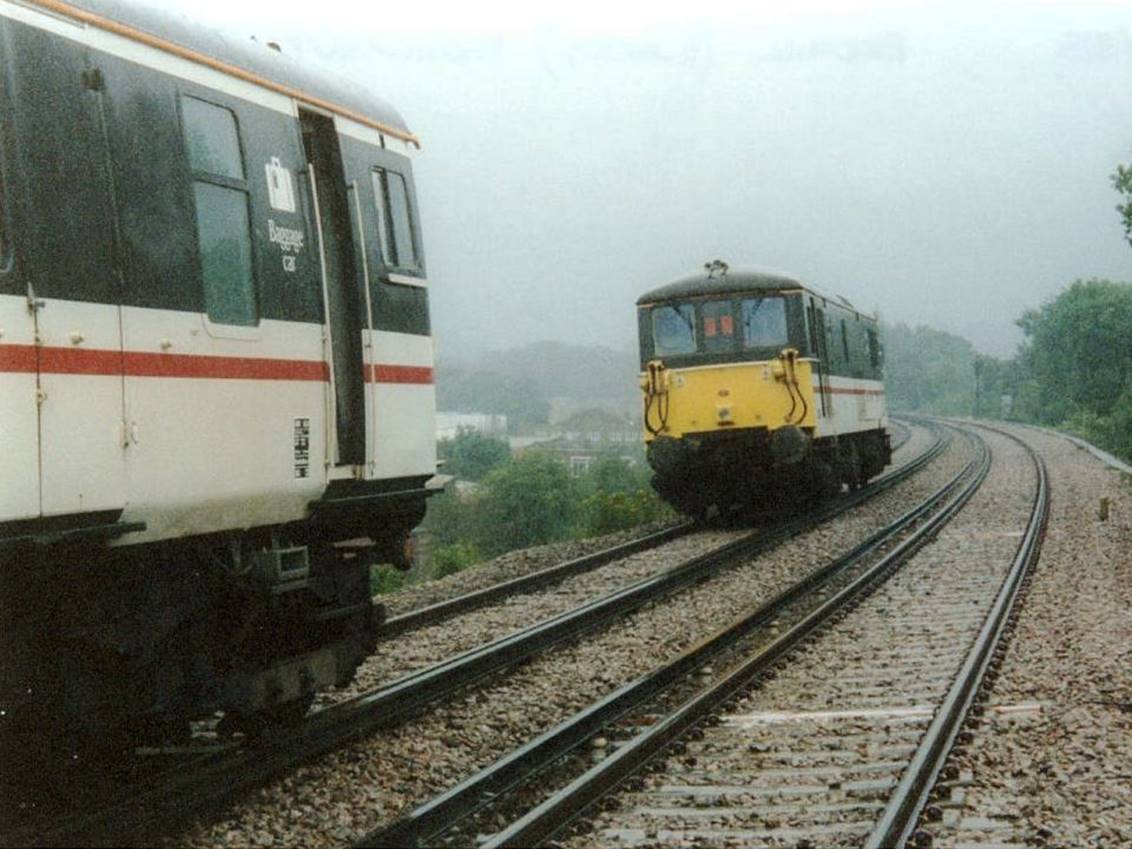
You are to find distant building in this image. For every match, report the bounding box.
[539,408,641,476]
[436,411,508,441]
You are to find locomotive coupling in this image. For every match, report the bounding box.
[642,359,672,436]
[641,359,670,395]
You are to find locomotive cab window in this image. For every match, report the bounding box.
[741,296,788,349]
[181,96,257,326]
[651,303,696,355]
[372,168,420,272]
[701,299,735,353]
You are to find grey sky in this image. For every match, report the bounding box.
[168,1,1132,358]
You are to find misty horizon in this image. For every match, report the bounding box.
[164,2,1132,360]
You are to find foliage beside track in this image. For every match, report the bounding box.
[371,438,673,593]
[1016,279,1132,460]
[425,451,671,557]
[882,280,1132,463]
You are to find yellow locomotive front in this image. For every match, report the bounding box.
[637,264,827,516]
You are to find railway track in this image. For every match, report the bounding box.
[413,422,1044,849]
[3,421,944,848]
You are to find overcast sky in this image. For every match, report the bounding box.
[163,0,1132,358]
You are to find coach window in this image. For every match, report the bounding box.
[181,96,257,326]
[741,297,788,349]
[652,303,696,355]
[372,168,420,271]
[840,320,851,363]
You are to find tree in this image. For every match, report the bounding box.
[1016,279,1132,424]
[1112,160,1132,249]
[474,453,581,554]
[1016,279,1132,459]
[881,322,978,415]
[437,427,511,481]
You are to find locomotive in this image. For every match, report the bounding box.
[0,0,441,753]
[638,261,891,516]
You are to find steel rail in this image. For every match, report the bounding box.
[358,428,973,848]
[384,416,916,640]
[380,522,693,638]
[480,427,990,849]
[8,423,945,849]
[864,423,1050,849]
[346,424,947,730]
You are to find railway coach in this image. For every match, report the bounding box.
[0,0,441,751]
[638,261,891,517]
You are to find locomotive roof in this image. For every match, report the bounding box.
[636,265,863,315]
[28,0,418,146]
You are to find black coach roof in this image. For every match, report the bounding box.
[35,0,417,145]
[636,263,862,313]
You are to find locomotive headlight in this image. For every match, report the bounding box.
[716,405,734,425]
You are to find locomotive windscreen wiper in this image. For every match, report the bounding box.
[744,297,765,335]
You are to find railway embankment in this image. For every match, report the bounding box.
[924,424,1131,848]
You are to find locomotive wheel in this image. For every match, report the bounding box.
[807,456,841,502]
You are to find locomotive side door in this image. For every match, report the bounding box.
[301,110,367,468]
[808,299,833,424]
[8,31,127,519]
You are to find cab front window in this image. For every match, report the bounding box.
[651,303,696,355]
[741,296,788,349]
[701,299,736,353]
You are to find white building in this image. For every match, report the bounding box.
[436,411,508,441]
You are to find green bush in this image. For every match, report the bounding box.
[437,428,511,481]
[474,453,581,555]
[431,543,481,579]
[370,564,407,596]
[581,488,670,535]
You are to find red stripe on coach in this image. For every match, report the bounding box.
[122,351,329,381]
[0,344,330,381]
[826,387,886,396]
[0,344,38,373]
[369,364,434,385]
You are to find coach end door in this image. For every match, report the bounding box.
[9,34,127,520]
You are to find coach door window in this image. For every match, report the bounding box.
[182,96,257,326]
[372,169,420,271]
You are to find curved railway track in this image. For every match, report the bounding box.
[423,422,1045,849]
[1,420,943,848]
